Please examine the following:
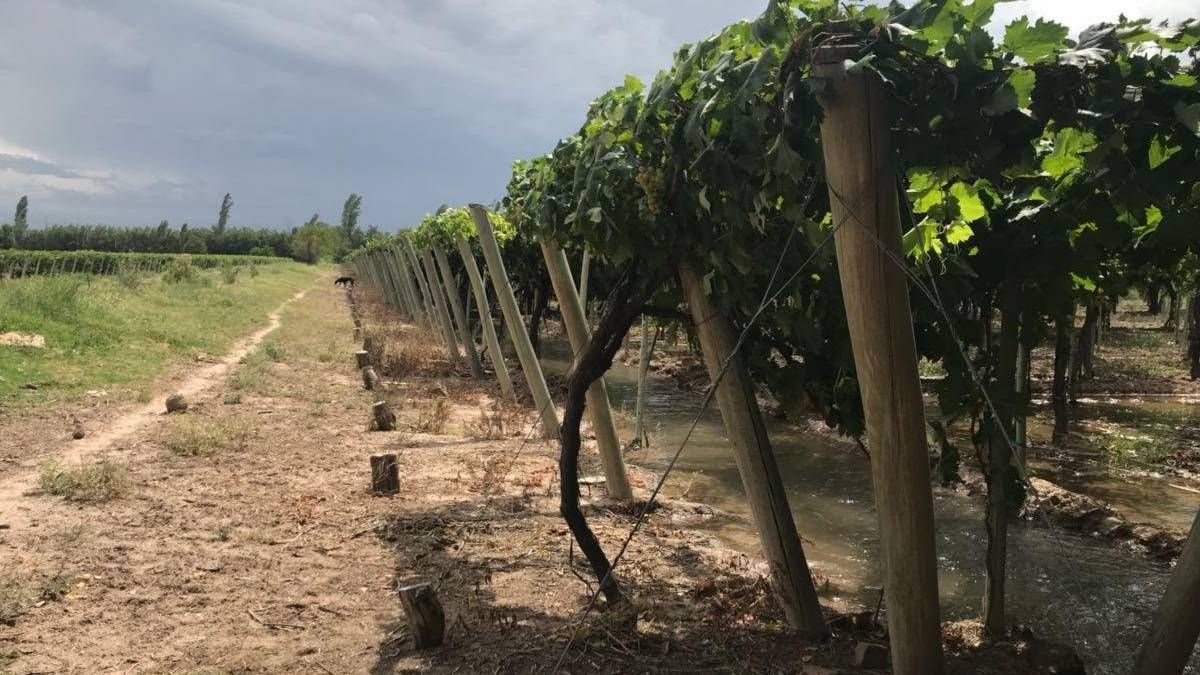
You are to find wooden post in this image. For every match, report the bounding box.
[635,314,653,447]
[433,247,485,378]
[678,261,828,638]
[455,236,517,401]
[813,44,944,673]
[540,238,632,502]
[355,350,370,369]
[370,453,399,495]
[416,247,461,364]
[468,204,560,439]
[362,366,380,391]
[398,582,445,649]
[371,400,396,432]
[398,245,435,329]
[1133,509,1200,675]
[404,241,449,344]
[389,248,425,324]
[579,247,591,306]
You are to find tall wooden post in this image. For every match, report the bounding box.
[540,238,632,502]
[678,261,828,639]
[387,248,422,323]
[635,314,652,447]
[418,247,462,363]
[403,241,445,340]
[579,248,591,306]
[455,236,517,401]
[468,204,559,439]
[433,247,484,378]
[1133,508,1200,675]
[813,44,944,673]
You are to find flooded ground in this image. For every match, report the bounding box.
[542,340,1198,674]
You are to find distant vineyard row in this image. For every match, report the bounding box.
[0,250,284,278]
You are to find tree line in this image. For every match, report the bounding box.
[1,192,382,264]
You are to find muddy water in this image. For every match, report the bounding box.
[539,342,1196,674]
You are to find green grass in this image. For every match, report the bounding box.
[165,416,255,456]
[38,458,130,501]
[0,264,322,407]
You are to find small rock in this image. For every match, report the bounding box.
[853,641,889,669]
[194,561,223,573]
[165,393,188,413]
[71,416,85,440]
[22,382,38,390]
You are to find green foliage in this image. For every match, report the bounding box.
[0,221,291,257]
[217,193,233,233]
[291,214,339,264]
[0,250,280,278]
[12,196,27,249]
[38,458,129,502]
[220,263,239,284]
[163,255,199,283]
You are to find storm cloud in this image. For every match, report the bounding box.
[0,0,1192,230]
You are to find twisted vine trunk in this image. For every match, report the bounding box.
[1069,302,1099,402]
[1051,310,1072,444]
[1188,294,1200,381]
[983,273,1020,639]
[559,261,671,605]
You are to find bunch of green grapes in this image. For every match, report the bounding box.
[635,167,665,217]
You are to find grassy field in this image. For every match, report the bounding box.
[0,262,324,408]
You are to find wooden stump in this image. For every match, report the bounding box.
[71,416,85,440]
[165,393,188,414]
[353,327,362,342]
[371,401,396,431]
[398,582,445,649]
[370,454,399,495]
[355,350,370,369]
[363,335,376,355]
[362,366,380,391]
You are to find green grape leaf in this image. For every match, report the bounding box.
[949,182,987,222]
[945,220,975,245]
[1003,16,1069,62]
[1042,127,1098,178]
[1148,134,1181,168]
[1176,102,1200,137]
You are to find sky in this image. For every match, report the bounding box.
[0,0,1195,231]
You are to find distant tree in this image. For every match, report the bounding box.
[12,196,28,249]
[340,194,361,237]
[291,213,337,264]
[217,193,232,233]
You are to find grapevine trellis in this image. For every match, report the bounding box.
[349,1,1200,672]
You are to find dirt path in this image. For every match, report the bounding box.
[0,288,309,532]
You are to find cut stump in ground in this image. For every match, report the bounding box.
[362,366,380,391]
[355,350,370,369]
[370,453,399,495]
[398,582,445,649]
[371,401,396,432]
[165,393,188,414]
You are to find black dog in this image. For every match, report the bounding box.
[334,276,356,287]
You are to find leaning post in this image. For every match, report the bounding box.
[455,236,517,401]
[433,247,485,378]
[812,42,944,674]
[540,238,632,502]
[468,204,559,439]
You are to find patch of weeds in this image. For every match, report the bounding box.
[215,524,232,542]
[263,342,286,362]
[38,572,73,602]
[166,416,255,457]
[466,403,507,440]
[135,389,153,404]
[0,581,26,626]
[411,399,450,434]
[220,263,240,285]
[38,458,129,502]
[231,349,271,392]
[163,255,198,284]
[222,392,243,405]
[1101,432,1177,469]
[52,523,87,547]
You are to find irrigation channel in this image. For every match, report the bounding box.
[539,340,1199,675]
